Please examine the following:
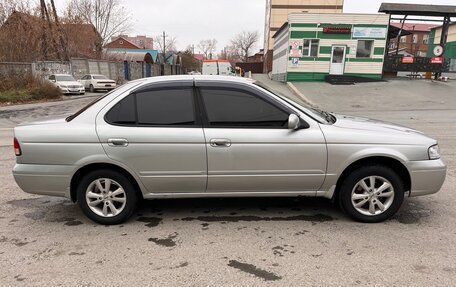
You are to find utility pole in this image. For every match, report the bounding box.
[162,31,167,62]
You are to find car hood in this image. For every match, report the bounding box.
[333,114,423,135]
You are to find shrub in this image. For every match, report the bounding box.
[0,73,62,103]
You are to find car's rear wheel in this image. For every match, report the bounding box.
[76,170,137,225]
[89,84,95,93]
[339,165,404,223]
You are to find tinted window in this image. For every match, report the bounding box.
[136,88,195,125]
[105,94,136,125]
[200,88,288,128]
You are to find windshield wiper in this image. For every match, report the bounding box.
[313,109,336,124]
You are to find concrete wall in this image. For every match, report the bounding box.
[0,62,32,76]
[0,59,182,82]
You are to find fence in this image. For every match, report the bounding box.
[0,59,182,82]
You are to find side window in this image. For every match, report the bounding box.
[49,75,55,81]
[200,88,289,128]
[105,94,136,125]
[136,88,195,126]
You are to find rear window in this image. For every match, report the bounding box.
[93,75,108,79]
[104,88,196,126]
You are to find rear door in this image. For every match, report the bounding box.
[196,81,327,194]
[96,81,207,194]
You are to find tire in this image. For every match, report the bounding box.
[339,165,404,223]
[89,84,95,93]
[76,169,138,225]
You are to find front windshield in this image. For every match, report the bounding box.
[55,75,76,81]
[253,82,334,124]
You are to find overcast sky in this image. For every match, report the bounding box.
[56,0,455,53]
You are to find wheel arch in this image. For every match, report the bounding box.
[70,162,144,202]
[333,156,411,201]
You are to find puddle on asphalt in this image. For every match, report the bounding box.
[227,260,282,281]
[148,232,178,247]
[137,217,162,227]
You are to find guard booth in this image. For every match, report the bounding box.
[379,3,456,78]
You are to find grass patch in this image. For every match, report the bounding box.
[0,74,62,104]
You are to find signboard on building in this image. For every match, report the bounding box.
[430,57,443,64]
[291,58,299,66]
[290,40,302,57]
[352,27,387,39]
[323,26,351,34]
[402,56,415,64]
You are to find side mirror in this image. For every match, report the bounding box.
[288,114,300,130]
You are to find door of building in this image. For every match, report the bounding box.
[330,45,346,75]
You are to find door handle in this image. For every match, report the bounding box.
[107,138,129,147]
[210,138,231,147]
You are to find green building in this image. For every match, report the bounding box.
[272,13,390,82]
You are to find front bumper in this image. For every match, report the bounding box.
[60,87,85,94]
[407,159,446,197]
[13,163,74,198]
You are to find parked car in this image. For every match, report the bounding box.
[79,74,116,92]
[12,76,446,225]
[48,74,85,95]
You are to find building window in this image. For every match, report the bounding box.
[400,37,406,43]
[302,39,319,57]
[413,34,418,44]
[356,40,373,58]
[423,34,429,44]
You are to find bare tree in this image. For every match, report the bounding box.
[50,0,69,61]
[64,0,131,46]
[197,39,217,59]
[0,0,32,25]
[154,33,177,62]
[230,31,259,62]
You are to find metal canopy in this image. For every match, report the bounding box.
[379,3,456,17]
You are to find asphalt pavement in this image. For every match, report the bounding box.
[0,79,455,286]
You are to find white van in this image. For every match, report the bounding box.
[202,60,235,76]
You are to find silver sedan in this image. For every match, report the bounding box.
[12,76,446,224]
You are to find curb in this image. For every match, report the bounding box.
[286,82,317,108]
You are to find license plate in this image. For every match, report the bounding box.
[70,89,79,92]
[105,84,111,87]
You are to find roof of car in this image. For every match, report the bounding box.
[138,75,254,84]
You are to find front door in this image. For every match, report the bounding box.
[197,83,327,194]
[330,45,346,75]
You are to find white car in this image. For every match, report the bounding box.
[79,74,117,92]
[48,74,85,95]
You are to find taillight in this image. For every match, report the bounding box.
[13,137,21,156]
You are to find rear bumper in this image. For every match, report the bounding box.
[407,159,446,197]
[13,164,74,198]
[94,84,116,90]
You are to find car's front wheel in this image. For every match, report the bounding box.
[76,170,138,225]
[89,84,95,93]
[339,165,405,223]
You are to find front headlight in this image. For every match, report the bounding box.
[428,144,440,160]
[59,84,67,88]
